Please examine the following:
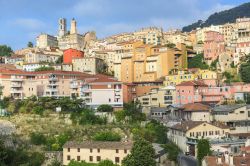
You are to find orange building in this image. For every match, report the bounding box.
[63,48,84,64]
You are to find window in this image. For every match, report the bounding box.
[77,148,80,152]
[240,111,245,114]
[68,148,70,152]
[115,157,120,163]
[97,156,101,161]
[67,155,71,160]
[90,149,93,153]
[124,149,127,154]
[116,149,119,153]
[89,156,93,162]
[97,149,100,153]
[77,156,80,161]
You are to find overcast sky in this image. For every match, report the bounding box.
[0,0,249,50]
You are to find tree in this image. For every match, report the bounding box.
[166,43,176,48]
[30,132,47,145]
[0,45,13,57]
[197,139,211,165]
[131,120,168,143]
[188,53,209,69]
[27,41,34,48]
[48,159,62,166]
[35,66,55,71]
[93,131,121,142]
[210,58,218,71]
[97,104,113,112]
[163,143,181,163]
[114,110,126,122]
[240,61,250,83]
[32,106,45,115]
[98,160,118,166]
[122,138,156,166]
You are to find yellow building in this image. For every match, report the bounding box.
[164,69,218,86]
[114,41,143,81]
[197,69,217,80]
[63,141,132,165]
[164,70,197,86]
[120,43,188,83]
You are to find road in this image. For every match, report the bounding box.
[178,154,198,166]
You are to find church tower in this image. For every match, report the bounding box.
[58,18,67,37]
[70,18,77,34]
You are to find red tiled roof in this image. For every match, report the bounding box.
[181,103,211,112]
[177,80,208,87]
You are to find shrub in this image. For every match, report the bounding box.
[30,132,47,145]
[93,131,121,142]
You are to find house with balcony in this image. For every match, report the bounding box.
[80,77,123,109]
[212,104,250,134]
[168,121,230,156]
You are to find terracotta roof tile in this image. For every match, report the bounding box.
[63,141,133,150]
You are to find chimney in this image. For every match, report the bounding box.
[70,18,77,34]
[217,156,222,164]
[229,154,234,164]
[225,153,229,164]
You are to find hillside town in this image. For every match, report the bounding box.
[1,4,250,166]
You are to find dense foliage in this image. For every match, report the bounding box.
[163,143,181,163]
[29,131,72,151]
[183,2,250,32]
[122,138,156,166]
[35,66,55,71]
[0,45,13,57]
[93,131,121,142]
[97,104,113,112]
[68,160,118,166]
[239,55,250,83]
[5,96,85,114]
[132,120,168,144]
[27,41,34,48]
[188,54,209,69]
[70,109,107,125]
[197,139,211,166]
[0,139,45,166]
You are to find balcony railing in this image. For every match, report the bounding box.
[11,83,22,88]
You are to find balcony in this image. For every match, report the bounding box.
[10,77,23,82]
[48,77,58,81]
[70,84,78,89]
[115,88,121,92]
[10,89,23,94]
[11,83,22,88]
[45,88,58,92]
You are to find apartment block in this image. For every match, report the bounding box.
[72,57,105,75]
[0,69,123,108]
[204,31,225,64]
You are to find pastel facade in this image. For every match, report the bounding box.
[136,86,176,107]
[72,57,105,75]
[204,31,225,64]
[63,141,132,165]
[168,121,229,156]
[0,69,122,108]
[80,77,123,109]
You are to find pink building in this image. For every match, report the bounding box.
[175,80,223,105]
[176,81,208,105]
[176,80,250,105]
[204,31,225,64]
